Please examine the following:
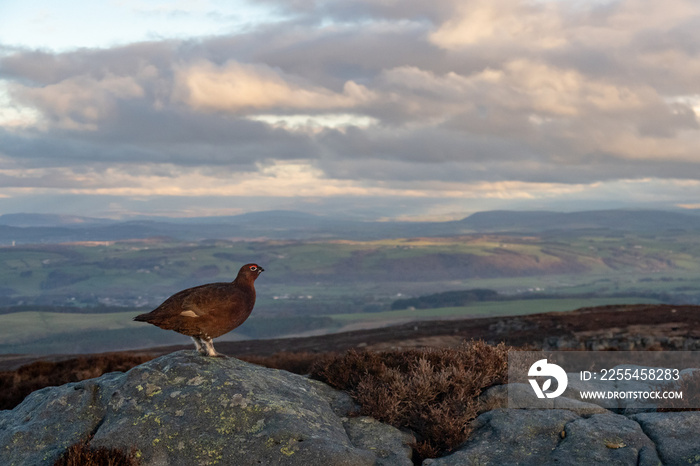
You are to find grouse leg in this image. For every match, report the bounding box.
[191,337,208,356]
[201,337,226,357]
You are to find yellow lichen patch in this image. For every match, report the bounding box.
[604,439,626,449]
[280,444,297,456]
[278,437,302,457]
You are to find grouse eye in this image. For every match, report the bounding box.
[250,266,258,271]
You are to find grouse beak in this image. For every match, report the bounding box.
[258,266,265,272]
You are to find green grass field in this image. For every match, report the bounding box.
[0,296,663,354]
[1,231,699,354]
[0,311,143,345]
[3,233,700,305]
[329,297,663,323]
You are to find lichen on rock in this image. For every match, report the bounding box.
[0,351,413,466]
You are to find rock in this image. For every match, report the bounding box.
[343,416,414,466]
[422,409,579,466]
[481,383,609,415]
[2,354,698,466]
[550,413,660,466]
[540,333,700,351]
[632,412,700,465]
[423,409,662,466]
[0,372,123,466]
[307,377,361,416]
[0,351,413,466]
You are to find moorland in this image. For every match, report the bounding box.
[2,208,700,354]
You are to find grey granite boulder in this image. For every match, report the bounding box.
[483,383,609,415]
[344,416,415,466]
[550,413,660,466]
[632,412,700,465]
[0,351,413,466]
[5,355,699,466]
[0,371,124,466]
[423,409,579,466]
[423,409,662,466]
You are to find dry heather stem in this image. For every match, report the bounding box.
[310,340,509,460]
[53,440,139,466]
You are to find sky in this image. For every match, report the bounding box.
[1,0,700,221]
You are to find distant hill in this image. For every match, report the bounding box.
[458,209,700,232]
[1,209,700,245]
[0,213,115,228]
[391,289,500,310]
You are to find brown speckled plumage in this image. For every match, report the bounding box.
[134,263,264,357]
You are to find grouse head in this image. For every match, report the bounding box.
[236,263,265,283]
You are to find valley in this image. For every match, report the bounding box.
[2,222,700,354]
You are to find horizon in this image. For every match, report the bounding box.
[2,205,700,223]
[2,1,700,220]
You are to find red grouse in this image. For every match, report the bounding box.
[134,263,264,357]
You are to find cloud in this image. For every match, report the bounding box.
[2,0,700,218]
[430,0,566,50]
[12,73,145,130]
[173,60,374,113]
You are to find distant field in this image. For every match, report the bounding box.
[1,231,700,354]
[0,311,142,344]
[0,296,664,354]
[2,233,700,309]
[0,310,183,354]
[330,297,663,322]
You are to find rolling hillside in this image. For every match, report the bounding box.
[3,208,700,245]
[3,209,700,355]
